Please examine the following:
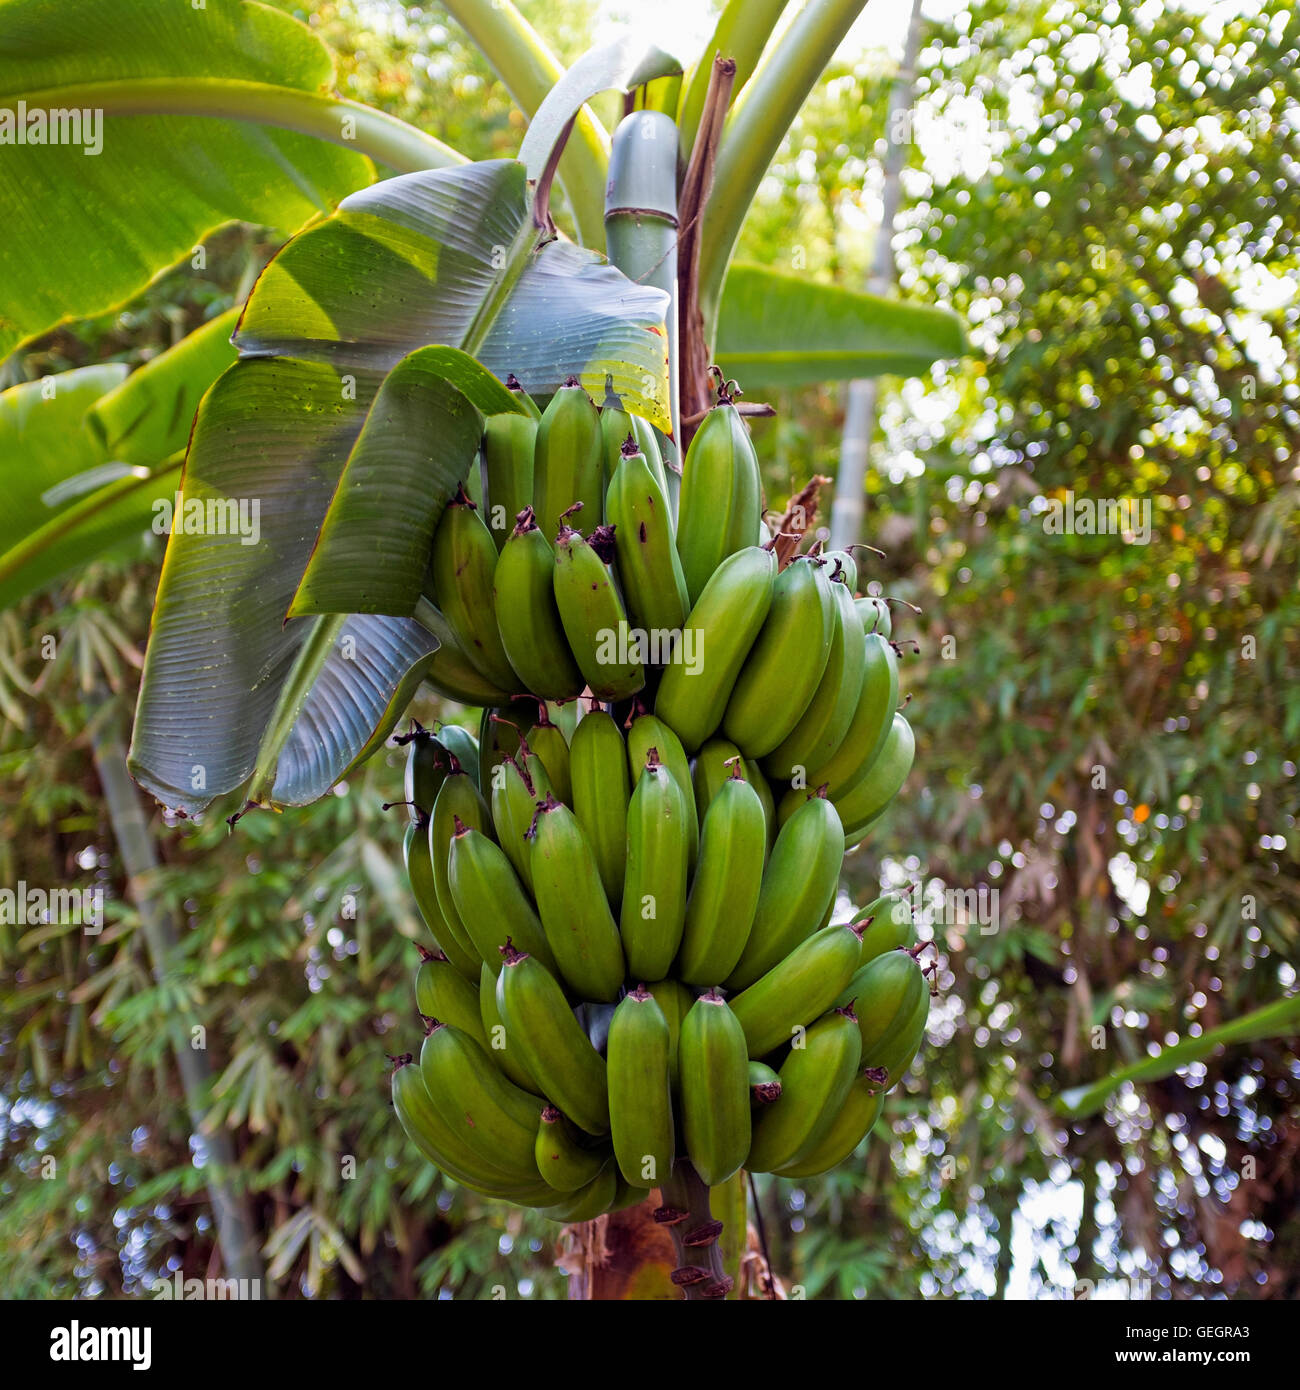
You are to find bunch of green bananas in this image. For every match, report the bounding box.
[392,375,929,1235]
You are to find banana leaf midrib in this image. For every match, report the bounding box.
[1,79,463,173]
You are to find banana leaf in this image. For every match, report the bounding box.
[130,158,672,815]
[1055,994,1300,1119]
[0,0,381,357]
[715,264,967,390]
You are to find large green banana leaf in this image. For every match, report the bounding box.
[130,158,672,816]
[0,367,146,607]
[0,366,127,559]
[89,308,240,464]
[1055,994,1300,1120]
[438,0,611,249]
[289,348,524,618]
[517,35,680,190]
[714,264,968,389]
[0,312,243,608]
[0,0,390,357]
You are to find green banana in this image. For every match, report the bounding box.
[540,1160,619,1222]
[855,893,916,965]
[477,705,520,790]
[569,708,631,909]
[877,1006,929,1091]
[821,547,858,592]
[764,563,867,779]
[726,421,763,558]
[676,764,767,986]
[427,485,521,692]
[493,508,586,699]
[393,1060,480,1177]
[746,1007,862,1174]
[722,556,835,758]
[600,402,634,489]
[507,372,542,421]
[678,990,750,1186]
[524,703,572,806]
[620,749,691,980]
[465,451,484,508]
[631,415,671,500]
[401,724,450,819]
[602,401,670,494]
[834,947,928,1081]
[607,985,675,1188]
[428,765,491,976]
[748,1060,782,1106]
[675,386,763,605]
[487,750,548,894]
[796,630,899,804]
[528,794,626,1002]
[391,1059,554,1201]
[403,815,480,980]
[725,789,845,990]
[419,1022,545,1177]
[655,546,778,751]
[856,595,892,639]
[691,737,745,822]
[750,757,778,852]
[550,696,580,742]
[534,378,605,541]
[772,1077,883,1179]
[686,743,777,853]
[606,435,690,634]
[481,399,537,550]
[535,1105,608,1192]
[626,713,697,870]
[434,723,480,787]
[419,602,519,707]
[415,950,489,1045]
[514,729,556,803]
[727,920,866,1059]
[496,946,610,1135]
[552,516,645,701]
[645,978,693,1097]
[839,713,916,844]
[447,819,556,975]
[865,976,929,1085]
[478,963,543,1095]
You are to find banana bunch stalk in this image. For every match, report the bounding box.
[394,375,931,1294]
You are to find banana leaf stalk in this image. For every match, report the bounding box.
[675,0,791,162]
[699,0,870,340]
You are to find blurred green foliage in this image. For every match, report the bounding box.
[2,0,1297,1300]
[740,0,1299,1299]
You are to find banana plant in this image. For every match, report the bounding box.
[1,0,965,1298]
[2,1,964,709]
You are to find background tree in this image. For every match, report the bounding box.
[3,0,1296,1300]
[735,0,1299,1297]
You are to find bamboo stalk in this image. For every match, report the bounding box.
[90,718,264,1289]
